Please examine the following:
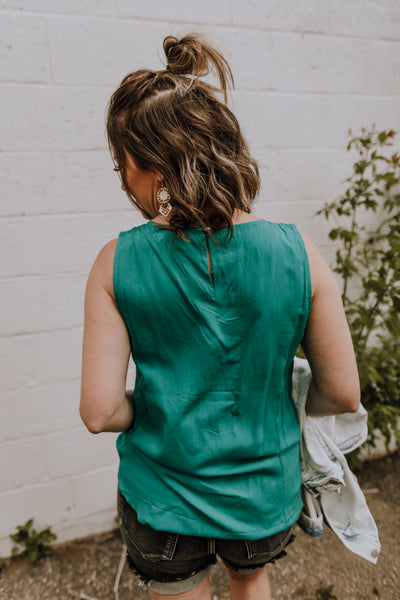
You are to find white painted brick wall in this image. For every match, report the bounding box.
[1,13,50,83]
[233,92,400,150]
[1,86,111,151]
[1,275,83,336]
[0,1,115,15]
[232,0,331,33]
[28,328,83,384]
[1,151,122,216]
[115,0,231,24]
[48,17,168,86]
[226,31,371,93]
[1,1,400,558]
[44,429,118,479]
[71,464,119,518]
[1,380,82,442]
[0,439,47,494]
[2,212,134,277]
[329,0,400,41]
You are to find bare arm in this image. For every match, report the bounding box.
[80,239,134,434]
[301,234,360,416]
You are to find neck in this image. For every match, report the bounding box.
[151,209,257,227]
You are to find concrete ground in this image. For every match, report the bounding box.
[1,452,399,600]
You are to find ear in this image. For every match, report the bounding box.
[154,169,164,183]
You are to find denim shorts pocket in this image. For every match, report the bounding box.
[245,525,293,561]
[118,490,179,561]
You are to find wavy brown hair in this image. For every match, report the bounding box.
[106,34,260,240]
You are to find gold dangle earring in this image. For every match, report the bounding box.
[157,184,173,217]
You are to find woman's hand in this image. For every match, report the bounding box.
[80,240,133,433]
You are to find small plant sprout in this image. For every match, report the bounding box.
[10,518,57,563]
[316,584,338,600]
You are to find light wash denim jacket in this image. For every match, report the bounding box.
[292,357,381,564]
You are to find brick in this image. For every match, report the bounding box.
[27,327,83,384]
[368,40,400,95]
[4,334,136,405]
[71,464,118,517]
[233,92,400,149]
[115,0,231,24]
[0,0,114,15]
[329,0,400,41]
[48,17,167,85]
[1,274,83,336]
[0,335,33,392]
[0,478,74,539]
[225,30,369,94]
[0,380,82,442]
[42,508,116,551]
[232,0,330,33]
[44,427,118,478]
[233,92,334,148]
[0,85,111,152]
[0,14,50,83]
[0,439,47,493]
[0,151,123,217]
[1,212,134,278]
[255,147,351,204]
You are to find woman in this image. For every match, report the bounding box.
[80,35,360,600]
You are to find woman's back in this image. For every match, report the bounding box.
[114,219,311,539]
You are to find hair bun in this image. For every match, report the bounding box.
[163,34,233,98]
[163,35,208,77]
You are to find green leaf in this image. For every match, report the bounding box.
[28,546,38,563]
[354,160,370,174]
[328,228,341,241]
[340,230,358,243]
[393,296,400,311]
[39,529,57,544]
[24,518,34,531]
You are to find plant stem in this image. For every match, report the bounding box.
[356,267,394,347]
[342,205,358,303]
[342,144,375,303]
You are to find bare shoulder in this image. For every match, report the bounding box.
[87,239,118,297]
[299,232,337,297]
[299,232,323,262]
[96,238,118,267]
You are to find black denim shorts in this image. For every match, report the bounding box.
[117,489,295,595]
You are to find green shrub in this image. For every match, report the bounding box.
[10,518,57,563]
[317,126,400,451]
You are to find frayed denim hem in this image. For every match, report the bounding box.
[222,532,296,573]
[266,532,296,564]
[125,550,217,588]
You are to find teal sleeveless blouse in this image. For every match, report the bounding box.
[114,220,311,539]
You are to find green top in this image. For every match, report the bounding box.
[114,219,311,539]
